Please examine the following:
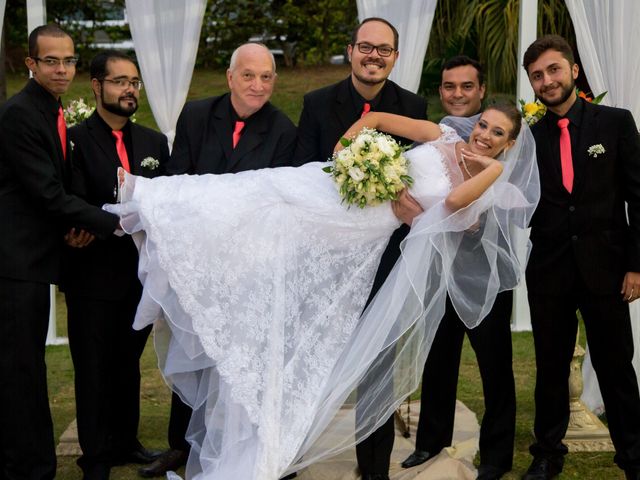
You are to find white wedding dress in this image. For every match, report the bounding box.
[107,124,538,479]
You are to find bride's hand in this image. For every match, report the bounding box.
[460,148,501,171]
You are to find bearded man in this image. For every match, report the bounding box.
[62,50,169,480]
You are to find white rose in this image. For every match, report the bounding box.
[376,136,397,158]
[348,167,366,182]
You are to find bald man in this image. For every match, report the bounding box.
[138,42,297,478]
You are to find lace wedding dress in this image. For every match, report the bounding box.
[107,124,538,479]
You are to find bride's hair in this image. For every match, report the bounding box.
[484,103,522,140]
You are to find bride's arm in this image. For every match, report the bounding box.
[445,149,504,211]
[336,112,442,151]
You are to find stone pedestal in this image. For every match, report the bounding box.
[563,338,614,452]
[56,418,82,456]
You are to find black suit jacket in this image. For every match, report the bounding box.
[293,77,427,165]
[293,76,427,302]
[61,112,169,300]
[526,99,640,294]
[166,93,297,175]
[0,80,119,284]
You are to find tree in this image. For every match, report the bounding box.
[420,0,577,96]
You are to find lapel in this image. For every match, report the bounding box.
[537,114,559,177]
[376,81,400,114]
[571,101,599,200]
[332,78,359,137]
[210,96,233,171]
[129,123,144,176]
[27,80,67,170]
[86,112,122,172]
[227,104,272,171]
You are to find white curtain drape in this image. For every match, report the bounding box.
[355,0,437,93]
[0,0,7,47]
[565,0,640,414]
[125,0,206,147]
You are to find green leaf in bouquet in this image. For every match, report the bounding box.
[339,137,351,147]
[401,174,414,186]
[322,166,333,173]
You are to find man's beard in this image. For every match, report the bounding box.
[101,91,138,117]
[537,78,575,107]
[352,58,389,86]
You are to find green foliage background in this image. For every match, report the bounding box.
[4,0,577,91]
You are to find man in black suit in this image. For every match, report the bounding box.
[294,17,427,480]
[139,42,297,478]
[522,35,640,480]
[0,25,120,479]
[401,57,516,480]
[61,50,169,480]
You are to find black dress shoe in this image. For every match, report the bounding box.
[521,457,562,480]
[82,463,111,480]
[280,474,297,479]
[477,464,507,480]
[112,444,163,466]
[138,449,188,478]
[401,449,436,468]
[362,475,390,480]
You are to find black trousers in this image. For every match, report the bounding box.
[355,225,408,475]
[528,273,640,471]
[167,392,192,452]
[416,291,515,470]
[66,289,151,471]
[0,278,56,480]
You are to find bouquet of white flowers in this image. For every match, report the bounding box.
[323,128,412,208]
[64,98,95,127]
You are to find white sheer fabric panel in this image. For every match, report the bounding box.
[565,0,640,413]
[0,0,7,48]
[125,0,206,147]
[356,0,437,93]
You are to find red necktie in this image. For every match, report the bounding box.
[232,121,245,149]
[111,130,131,173]
[557,118,573,193]
[361,102,371,118]
[57,106,67,160]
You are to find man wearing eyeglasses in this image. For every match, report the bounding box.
[138,42,297,479]
[293,17,427,480]
[0,25,120,479]
[60,50,169,480]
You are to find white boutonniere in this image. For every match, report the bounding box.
[141,156,160,170]
[587,144,605,157]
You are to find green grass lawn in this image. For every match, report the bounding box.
[3,65,622,478]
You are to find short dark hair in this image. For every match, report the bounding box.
[441,55,484,86]
[28,24,71,58]
[523,35,575,73]
[351,17,399,50]
[484,103,522,141]
[90,50,136,81]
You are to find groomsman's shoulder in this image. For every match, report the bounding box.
[585,100,636,125]
[180,95,224,119]
[131,121,169,143]
[259,101,296,132]
[386,80,427,118]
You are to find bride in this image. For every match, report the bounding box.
[108,104,538,479]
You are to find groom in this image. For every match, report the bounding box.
[400,56,516,480]
[522,34,640,480]
[139,42,297,478]
[294,17,427,480]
